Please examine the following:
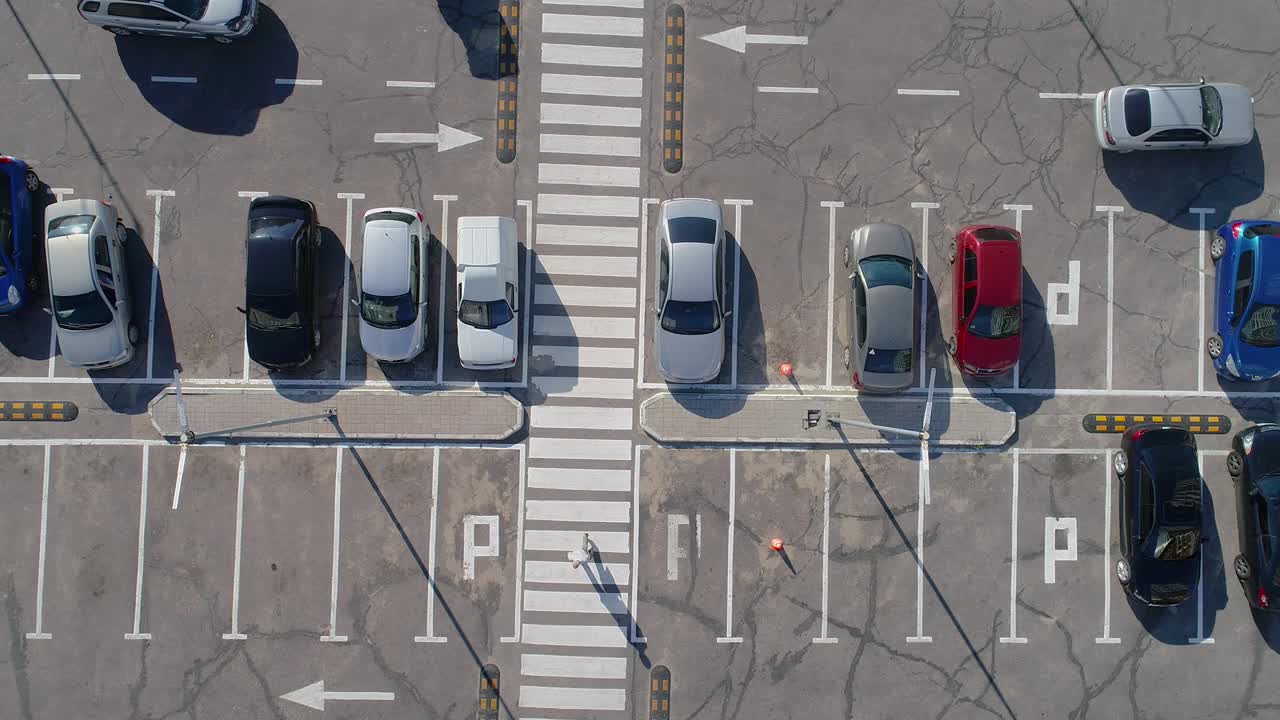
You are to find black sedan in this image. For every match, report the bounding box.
[1229,423,1280,610]
[1112,424,1205,606]
[241,196,321,370]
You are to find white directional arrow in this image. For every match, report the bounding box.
[373,123,483,152]
[700,25,808,54]
[280,680,395,712]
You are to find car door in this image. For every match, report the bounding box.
[1118,458,1132,559]
[656,241,670,317]
[411,231,426,322]
[105,1,188,34]
[1232,249,1255,328]
[959,247,979,338]
[1252,490,1272,588]
[853,273,868,367]
[92,232,121,325]
[109,217,131,324]
[1143,128,1212,150]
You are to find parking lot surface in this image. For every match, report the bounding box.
[6,1,1280,718]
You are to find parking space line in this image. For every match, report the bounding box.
[1192,208,1215,392]
[631,444,645,643]
[238,192,267,381]
[813,454,837,644]
[126,446,152,640]
[386,80,436,89]
[999,449,1027,644]
[822,202,843,388]
[25,444,52,640]
[1038,92,1094,99]
[275,78,322,86]
[502,444,527,643]
[171,443,187,509]
[150,75,196,84]
[222,446,248,640]
[897,88,959,96]
[27,73,79,80]
[1096,450,1120,644]
[519,199,534,390]
[322,447,347,642]
[759,86,819,94]
[44,188,75,378]
[433,195,458,384]
[1004,205,1032,388]
[337,193,365,385]
[416,447,446,642]
[912,202,939,389]
[717,448,743,642]
[1190,452,1215,644]
[725,200,752,387]
[1096,206,1123,391]
[144,190,175,379]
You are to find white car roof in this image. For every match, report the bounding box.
[361,221,411,296]
[457,216,514,267]
[47,233,95,296]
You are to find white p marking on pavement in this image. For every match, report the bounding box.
[463,515,499,580]
[1044,517,1078,584]
[667,513,690,581]
[1047,260,1081,325]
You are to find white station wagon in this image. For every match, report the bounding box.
[456,216,519,370]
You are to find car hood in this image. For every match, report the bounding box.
[58,322,126,366]
[1215,83,1255,145]
[960,332,1019,371]
[247,325,310,369]
[458,319,517,365]
[360,319,424,362]
[655,326,724,383]
[201,0,246,23]
[1229,340,1280,381]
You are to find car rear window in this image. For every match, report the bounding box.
[668,217,716,244]
[1242,304,1280,348]
[968,305,1021,339]
[973,227,1018,243]
[365,210,414,225]
[1244,224,1280,240]
[1124,88,1152,136]
[164,0,209,19]
[859,255,913,289]
[865,347,912,374]
[47,214,95,239]
[1154,527,1200,561]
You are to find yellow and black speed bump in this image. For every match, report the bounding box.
[477,664,499,720]
[1083,414,1230,435]
[649,665,671,720]
[0,401,78,422]
[662,6,685,174]
[496,0,520,164]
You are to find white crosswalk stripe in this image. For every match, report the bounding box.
[526,499,632,523]
[542,13,645,37]
[526,560,631,586]
[536,224,639,248]
[522,653,629,679]
[532,376,634,399]
[529,437,633,461]
[536,254,637,277]
[538,162,640,187]
[525,529,630,552]
[520,685,628,710]
[540,133,642,157]
[526,466,633,490]
[541,102,642,127]
[538,193,640,218]
[542,72,644,97]
[543,42,643,68]
[531,405,633,430]
[533,314,636,340]
[535,283,637,308]
[523,623,631,648]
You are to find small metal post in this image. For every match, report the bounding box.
[173,369,195,444]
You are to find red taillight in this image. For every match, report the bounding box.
[1232,221,1246,239]
[416,211,424,224]
[0,157,11,164]
[1260,587,1269,609]
[852,372,860,387]
[1104,131,1116,146]
[1131,430,1145,441]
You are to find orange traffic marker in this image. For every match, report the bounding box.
[779,362,794,377]
[770,537,784,551]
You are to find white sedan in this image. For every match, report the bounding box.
[1094,81,1254,151]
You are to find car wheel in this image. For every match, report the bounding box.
[1115,558,1131,585]
[117,221,128,243]
[1112,450,1128,476]
[1207,334,1223,359]
[106,26,133,36]
[213,35,234,44]
[1228,450,1244,477]
[313,327,321,349]
[947,241,957,265]
[23,169,40,193]
[1210,235,1227,262]
[842,244,850,268]
[127,323,139,345]
[947,336,957,357]
[842,345,850,369]
[1235,555,1252,582]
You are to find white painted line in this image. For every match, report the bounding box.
[526,499,632,523]
[542,13,645,37]
[545,0,643,6]
[914,203,936,388]
[538,163,640,188]
[907,440,932,643]
[525,530,630,553]
[531,405,633,430]
[1000,448,1027,644]
[533,314,635,340]
[542,42,643,68]
[144,191,173,380]
[537,193,639,218]
[1096,450,1120,644]
[1039,92,1094,99]
[1097,206,1122,390]
[322,447,347,642]
[541,102,642,128]
[719,448,741,642]
[531,344,635,370]
[373,133,435,144]
[386,80,436,88]
[897,88,960,96]
[532,375,634,399]
[275,78,322,86]
[126,446,152,640]
[28,73,79,80]
[758,86,819,94]
[519,685,627,711]
[520,199,535,392]
[725,201,751,387]
[502,445,528,643]
[49,187,74,202]
[1192,208,1214,392]
[521,623,629,647]
[527,466,632,491]
[151,75,197,84]
[526,560,631,585]
[1190,452,1215,644]
[536,254,637,278]
[237,191,267,199]
[529,437,634,462]
[222,446,248,640]
[522,653,628,679]
[338,194,363,384]
[636,198,659,387]
[631,445,645,643]
[542,72,643,98]
[824,202,841,387]
[171,444,187,510]
[25,445,52,640]
[537,223,638,248]
[540,133,641,157]
[416,447,446,643]
[535,283,637,308]
[813,454,836,644]
[46,311,56,378]
[434,195,456,384]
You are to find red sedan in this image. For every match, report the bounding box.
[948,225,1023,376]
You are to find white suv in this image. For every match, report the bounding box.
[456,216,519,370]
[78,0,258,43]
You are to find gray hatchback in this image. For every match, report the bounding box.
[844,223,918,393]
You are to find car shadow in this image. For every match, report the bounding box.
[1102,134,1264,230]
[113,4,297,136]
[1249,608,1280,653]
[437,0,515,80]
[1125,482,1227,644]
[724,230,768,389]
[523,258,588,407]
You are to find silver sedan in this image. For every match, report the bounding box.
[653,198,728,384]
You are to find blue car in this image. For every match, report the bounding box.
[1209,220,1280,381]
[0,155,42,313]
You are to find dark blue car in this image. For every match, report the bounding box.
[1209,220,1280,381]
[0,155,42,313]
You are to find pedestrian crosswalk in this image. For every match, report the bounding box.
[520,1,647,715]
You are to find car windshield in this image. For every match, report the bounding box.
[668,216,717,244]
[661,299,720,335]
[968,304,1021,339]
[859,256,913,289]
[1201,86,1224,137]
[247,293,301,331]
[1242,304,1280,347]
[361,291,416,330]
[459,299,513,330]
[47,214,94,239]
[52,290,112,330]
[865,347,912,374]
[1153,526,1200,561]
[164,0,209,19]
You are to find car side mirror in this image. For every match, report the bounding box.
[723,309,733,318]
[350,297,360,308]
[236,306,246,315]
[1199,76,1206,85]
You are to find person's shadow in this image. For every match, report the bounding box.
[579,540,651,669]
